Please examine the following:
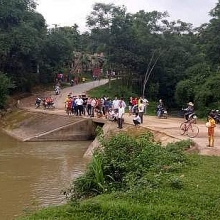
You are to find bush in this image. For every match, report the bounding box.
[68,132,191,201]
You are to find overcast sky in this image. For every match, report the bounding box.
[36,0,218,32]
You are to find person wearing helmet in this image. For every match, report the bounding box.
[183,102,194,121]
[157,99,164,118]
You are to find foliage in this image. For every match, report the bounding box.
[0,73,15,109]
[175,79,195,107]
[1,0,220,112]
[68,132,191,200]
[87,79,137,101]
[20,140,220,220]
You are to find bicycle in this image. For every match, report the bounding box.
[179,118,199,138]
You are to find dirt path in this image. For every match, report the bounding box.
[19,79,220,156]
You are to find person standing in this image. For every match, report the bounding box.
[128,97,133,116]
[138,100,145,123]
[75,95,83,116]
[87,96,92,116]
[90,97,96,117]
[142,97,149,114]
[112,96,119,111]
[117,102,125,129]
[206,113,216,147]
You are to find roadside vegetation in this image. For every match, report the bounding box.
[1,1,220,117]
[20,129,220,220]
[2,1,220,219]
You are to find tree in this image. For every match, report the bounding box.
[0,73,15,109]
[0,0,47,91]
[175,80,195,107]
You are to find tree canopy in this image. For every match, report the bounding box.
[0,0,220,115]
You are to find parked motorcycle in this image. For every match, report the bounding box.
[209,109,220,124]
[55,86,60,95]
[35,97,41,108]
[70,80,74,86]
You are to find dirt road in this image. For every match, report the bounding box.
[20,79,220,156]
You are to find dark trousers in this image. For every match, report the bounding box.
[76,105,83,116]
[139,112,144,123]
[87,104,92,115]
[133,119,140,126]
[117,118,123,128]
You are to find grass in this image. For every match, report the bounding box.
[20,155,220,219]
[0,109,32,129]
[19,134,220,220]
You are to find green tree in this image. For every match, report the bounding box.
[0,0,47,91]
[0,73,15,109]
[175,80,195,107]
[40,25,80,83]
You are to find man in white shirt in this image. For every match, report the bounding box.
[117,102,125,129]
[90,98,96,117]
[138,100,145,123]
[142,97,149,114]
[75,95,83,116]
[112,97,119,111]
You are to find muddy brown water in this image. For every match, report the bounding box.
[0,130,90,220]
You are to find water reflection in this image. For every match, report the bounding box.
[0,131,91,220]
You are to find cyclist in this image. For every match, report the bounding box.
[183,102,194,121]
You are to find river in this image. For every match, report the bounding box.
[0,130,91,220]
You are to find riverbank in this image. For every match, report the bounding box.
[19,130,220,220]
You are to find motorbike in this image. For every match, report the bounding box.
[157,107,168,119]
[55,86,60,95]
[42,98,55,109]
[70,80,74,86]
[209,109,220,124]
[35,98,41,108]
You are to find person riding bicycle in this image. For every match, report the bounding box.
[183,102,194,121]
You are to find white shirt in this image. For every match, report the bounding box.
[75,98,83,105]
[118,107,125,118]
[134,115,141,123]
[120,100,127,108]
[112,99,119,110]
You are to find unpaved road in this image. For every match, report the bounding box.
[20,79,220,156]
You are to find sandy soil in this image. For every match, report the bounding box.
[13,79,220,156]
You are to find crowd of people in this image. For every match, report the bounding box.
[64,94,150,128]
[35,91,216,147]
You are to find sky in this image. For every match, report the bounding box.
[36,0,218,32]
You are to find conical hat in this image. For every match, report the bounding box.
[188,102,194,106]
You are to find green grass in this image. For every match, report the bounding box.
[19,132,220,220]
[20,155,220,219]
